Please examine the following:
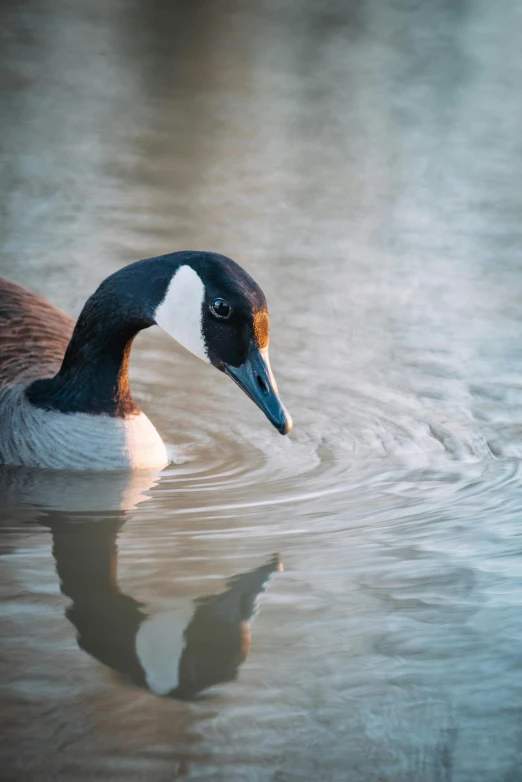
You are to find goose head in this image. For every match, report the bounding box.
[151,252,292,435]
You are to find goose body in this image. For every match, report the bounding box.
[0,251,291,471]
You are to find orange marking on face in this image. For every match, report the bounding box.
[253,311,269,349]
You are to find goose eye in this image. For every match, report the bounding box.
[210,298,232,320]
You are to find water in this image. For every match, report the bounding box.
[1,0,522,779]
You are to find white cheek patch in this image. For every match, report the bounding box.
[154,265,209,363]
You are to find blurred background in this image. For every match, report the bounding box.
[1,1,522,780]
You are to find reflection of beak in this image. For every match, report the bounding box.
[224,342,292,435]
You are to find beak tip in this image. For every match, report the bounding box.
[278,413,293,435]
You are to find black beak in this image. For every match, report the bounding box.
[224,342,292,435]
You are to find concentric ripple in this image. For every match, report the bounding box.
[149,370,520,530]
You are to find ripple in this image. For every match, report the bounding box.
[156,377,516,526]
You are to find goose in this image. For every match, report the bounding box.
[0,251,292,470]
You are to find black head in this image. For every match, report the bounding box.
[153,251,292,435]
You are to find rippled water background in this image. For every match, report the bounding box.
[2,1,522,780]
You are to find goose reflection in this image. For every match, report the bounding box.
[48,513,282,699]
[0,465,282,699]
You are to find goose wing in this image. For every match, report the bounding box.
[0,277,74,387]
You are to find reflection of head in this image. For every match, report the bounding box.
[176,555,282,698]
[49,515,281,699]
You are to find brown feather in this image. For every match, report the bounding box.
[0,277,75,388]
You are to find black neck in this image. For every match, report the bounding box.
[25,264,163,416]
[26,314,147,417]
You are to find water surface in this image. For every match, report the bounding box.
[1,1,522,780]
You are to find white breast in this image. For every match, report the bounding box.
[0,386,169,471]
